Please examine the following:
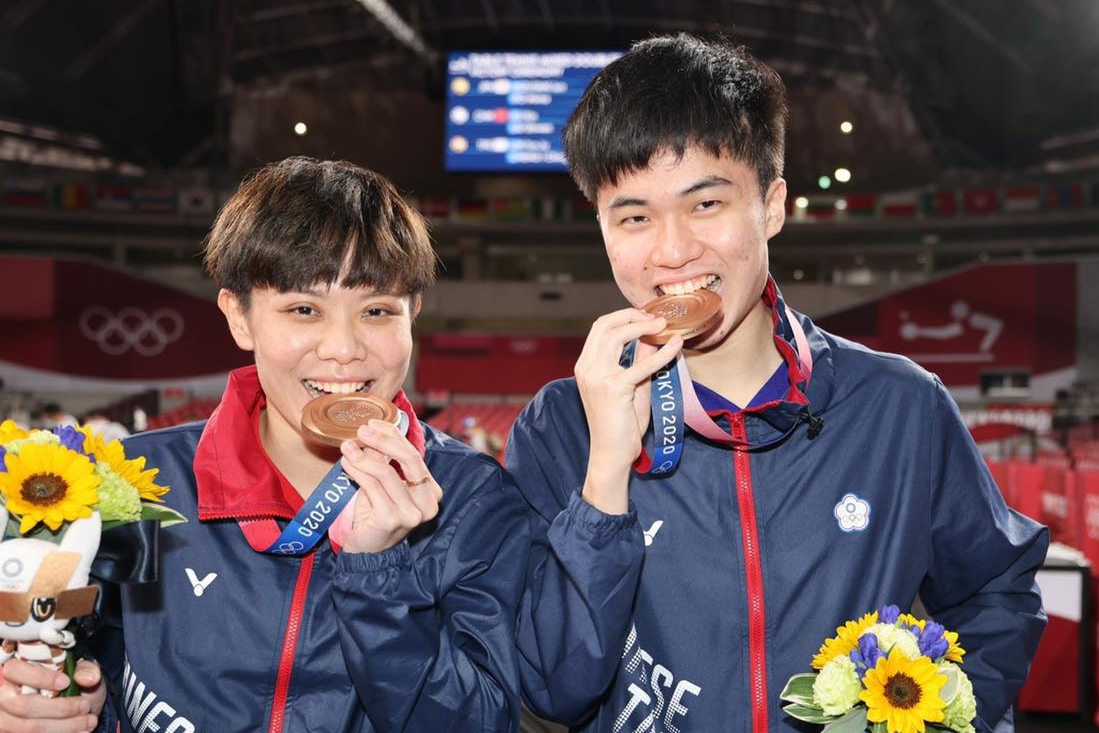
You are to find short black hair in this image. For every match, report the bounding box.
[203,157,437,306]
[564,33,788,201]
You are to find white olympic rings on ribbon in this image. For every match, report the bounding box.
[78,306,185,357]
[275,541,306,555]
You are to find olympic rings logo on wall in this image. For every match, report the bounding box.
[78,306,185,357]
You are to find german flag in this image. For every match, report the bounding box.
[454,197,489,222]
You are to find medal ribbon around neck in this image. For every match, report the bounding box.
[631,301,814,475]
[258,409,410,556]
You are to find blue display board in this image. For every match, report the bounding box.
[444,50,623,173]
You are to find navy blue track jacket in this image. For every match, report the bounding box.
[506,281,1048,733]
[95,366,529,733]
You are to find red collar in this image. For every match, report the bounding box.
[194,365,426,521]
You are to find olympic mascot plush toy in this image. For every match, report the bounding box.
[0,509,100,696]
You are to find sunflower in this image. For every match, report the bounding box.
[861,647,948,733]
[0,419,27,444]
[81,429,168,503]
[943,629,966,663]
[898,613,926,632]
[0,441,100,532]
[812,610,879,669]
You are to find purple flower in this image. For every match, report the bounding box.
[53,425,94,462]
[918,621,949,660]
[878,604,900,624]
[850,633,884,679]
[0,444,6,470]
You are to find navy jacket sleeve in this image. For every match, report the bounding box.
[332,466,529,733]
[504,384,645,724]
[919,379,1048,733]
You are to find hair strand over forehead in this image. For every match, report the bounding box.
[203,157,437,304]
[563,33,788,201]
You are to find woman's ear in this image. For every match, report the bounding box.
[217,289,255,352]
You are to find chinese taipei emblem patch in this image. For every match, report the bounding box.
[833,493,870,532]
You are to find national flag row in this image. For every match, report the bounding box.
[408,196,596,223]
[4,178,1096,222]
[0,180,222,215]
[0,179,600,224]
[789,182,1098,221]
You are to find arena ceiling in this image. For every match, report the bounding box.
[1,0,1097,193]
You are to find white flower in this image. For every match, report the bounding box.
[867,623,921,660]
[941,662,977,733]
[812,656,862,716]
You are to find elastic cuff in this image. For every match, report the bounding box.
[336,539,411,573]
[564,489,638,532]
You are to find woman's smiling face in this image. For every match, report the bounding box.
[219,283,418,451]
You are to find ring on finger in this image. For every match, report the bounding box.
[405,475,432,487]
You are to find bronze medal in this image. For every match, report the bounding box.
[301,393,399,446]
[639,289,723,345]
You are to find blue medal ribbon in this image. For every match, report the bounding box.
[645,359,686,474]
[623,341,687,476]
[261,464,357,555]
[260,409,410,555]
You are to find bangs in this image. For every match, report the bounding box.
[204,157,437,299]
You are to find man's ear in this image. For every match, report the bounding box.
[217,289,255,352]
[410,293,422,321]
[764,177,787,240]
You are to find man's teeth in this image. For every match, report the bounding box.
[305,380,367,396]
[661,274,720,296]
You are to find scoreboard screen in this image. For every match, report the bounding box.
[444,50,623,173]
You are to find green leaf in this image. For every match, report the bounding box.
[60,648,79,697]
[939,665,960,705]
[138,503,188,526]
[822,707,868,733]
[779,673,819,705]
[101,506,187,533]
[868,721,889,733]
[4,514,64,542]
[3,513,19,538]
[782,703,836,725]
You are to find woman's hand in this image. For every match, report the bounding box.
[0,657,104,733]
[335,418,443,554]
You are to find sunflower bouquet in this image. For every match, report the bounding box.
[0,419,184,695]
[780,605,976,733]
[0,420,184,534]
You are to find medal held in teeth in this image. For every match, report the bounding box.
[301,393,400,446]
[640,289,722,345]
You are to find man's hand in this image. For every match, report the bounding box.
[574,308,683,514]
